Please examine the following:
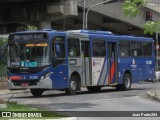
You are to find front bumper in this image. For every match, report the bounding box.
[8,76,52,90]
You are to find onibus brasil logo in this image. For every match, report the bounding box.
[1,112,42,118]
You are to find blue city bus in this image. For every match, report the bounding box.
[7,29,155,96]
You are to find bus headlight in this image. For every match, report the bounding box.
[40,76,45,81]
[45,73,50,78]
[40,73,50,81]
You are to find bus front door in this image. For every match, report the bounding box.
[81,41,92,86]
[107,42,118,85]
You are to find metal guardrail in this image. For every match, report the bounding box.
[0,67,7,81]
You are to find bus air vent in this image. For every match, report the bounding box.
[42,29,55,31]
[80,30,114,35]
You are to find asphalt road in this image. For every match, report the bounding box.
[1,82,160,119]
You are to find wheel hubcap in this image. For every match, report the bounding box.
[70,81,76,90]
[125,77,130,88]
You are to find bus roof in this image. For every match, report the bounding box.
[67,30,154,42]
[67,29,114,35]
[10,29,55,34]
[10,29,154,42]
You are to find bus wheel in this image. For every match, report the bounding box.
[116,73,131,91]
[87,86,101,92]
[30,89,44,97]
[65,76,78,95]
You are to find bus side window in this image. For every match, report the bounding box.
[92,39,106,57]
[133,50,137,56]
[69,47,75,56]
[119,41,130,57]
[143,42,152,57]
[131,42,142,57]
[68,38,80,57]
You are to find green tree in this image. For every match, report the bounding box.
[123,0,160,35]
[26,25,37,30]
[0,36,8,47]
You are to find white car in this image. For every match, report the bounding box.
[155,70,160,81]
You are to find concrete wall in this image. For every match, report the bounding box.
[0,0,78,33]
[77,0,160,29]
[0,0,160,35]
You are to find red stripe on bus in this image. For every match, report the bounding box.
[108,62,115,84]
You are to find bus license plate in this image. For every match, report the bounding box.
[21,82,28,87]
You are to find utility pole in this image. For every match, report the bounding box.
[83,0,86,29]
[156,32,159,69]
[85,0,112,29]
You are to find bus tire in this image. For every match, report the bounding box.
[87,86,101,92]
[116,73,131,91]
[65,76,78,95]
[30,89,44,97]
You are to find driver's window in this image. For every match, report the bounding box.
[52,36,65,59]
[52,36,66,67]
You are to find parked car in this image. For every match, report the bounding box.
[155,67,160,81]
[155,66,160,81]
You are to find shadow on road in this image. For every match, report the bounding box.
[13,86,148,99]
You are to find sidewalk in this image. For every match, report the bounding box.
[0,89,29,95]
[147,89,160,101]
[0,89,77,120]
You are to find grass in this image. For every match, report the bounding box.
[0,100,66,119]
[0,101,38,111]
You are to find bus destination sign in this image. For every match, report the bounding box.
[13,33,47,40]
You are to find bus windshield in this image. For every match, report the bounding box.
[8,43,50,68]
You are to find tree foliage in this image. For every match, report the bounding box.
[26,25,37,30]
[0,36,8,47]
[143,21,160,35]
[123,0,144,17]
[123,0,160,35]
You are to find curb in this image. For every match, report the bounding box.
[0,89,30,95]
[147,91,160,101]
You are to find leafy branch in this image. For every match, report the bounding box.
[143,21,160,35]
[123,0,160,35]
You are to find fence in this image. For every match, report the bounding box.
[0,67,7,81]
[0,67,7,89]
